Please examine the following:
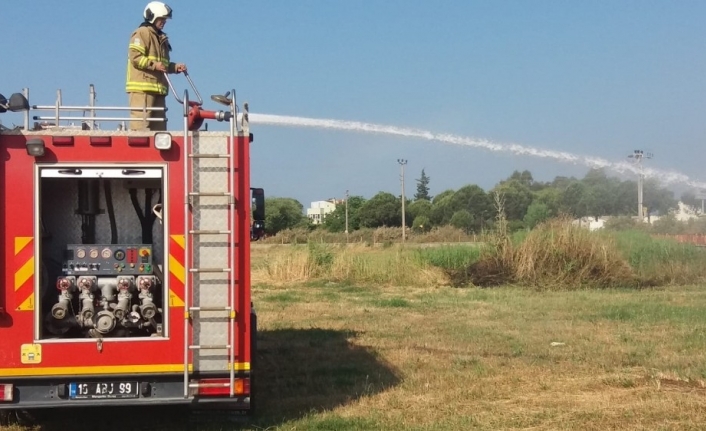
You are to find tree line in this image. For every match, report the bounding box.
[263,168,680,236]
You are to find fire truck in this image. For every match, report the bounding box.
[0,75,264,415]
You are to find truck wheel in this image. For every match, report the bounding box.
[0,409,42,426]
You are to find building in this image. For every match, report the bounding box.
[307,199,341,225]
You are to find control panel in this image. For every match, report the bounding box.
[62,244,154,276]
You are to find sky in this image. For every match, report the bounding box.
[2,1,706,207]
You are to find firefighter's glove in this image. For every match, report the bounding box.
[153,62,168,73]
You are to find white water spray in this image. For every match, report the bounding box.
[249,113,706,189]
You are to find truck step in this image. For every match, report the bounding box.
[189,229,232,235]
[189,153,229,158]
[189,344,231,350]
[189,267,231,273]
[189,306,232,312]
[189,191,231,197]
[188,382,230,389]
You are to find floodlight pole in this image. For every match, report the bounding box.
[345,189,349,243]
[628,150,653,220]
[398,159,408,243]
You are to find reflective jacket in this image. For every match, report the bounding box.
[125,23,176,95]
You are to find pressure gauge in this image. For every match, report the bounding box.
[114,250,125,261]
[76,248,86,259]
[101,248,112,259]
[89,248,99,259]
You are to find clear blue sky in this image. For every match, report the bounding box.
[2,1,705,206]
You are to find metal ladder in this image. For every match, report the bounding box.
[176,85,239,398]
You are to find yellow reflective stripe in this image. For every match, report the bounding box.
[138,57,150,68]
[126,82,167,93]
[126,82,162,89]
[144,55,169,64]
[0,362,251,376]
[129,44,146,54]
[14,237,32,255]
[169,254,185,284]
[15,257,34,291]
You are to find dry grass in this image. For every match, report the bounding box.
[513,219,636,288]
[243,282,706,430]
[5,283,706,430]
[261,225,477,245]
[252,243,450,287]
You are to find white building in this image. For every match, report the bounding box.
[307,199,339,225]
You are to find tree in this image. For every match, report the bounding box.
[432,189,455,205]
[534,188,561,215]
[449,185,493,232]
[264,197,306,235]
[449,210,474,233]
[491,180,533,221]
[408,199,432,222]
[358,192,402,228]
[322,196,366,232]
[643,178,677,216]
[523,202,551,229]
[414,169,432,201]
[551,176,577,190]
[430,193,455,226]
[412,215,431,232]
[561,182,589,218]
[507,170,534,188]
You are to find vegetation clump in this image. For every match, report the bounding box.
[512,218,636,289]
[450,216,706,289]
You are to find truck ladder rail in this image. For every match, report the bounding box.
[181,88,239,399]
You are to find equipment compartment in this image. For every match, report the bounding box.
[37,166,167,339]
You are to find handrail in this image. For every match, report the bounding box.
[165,72,203,106]
[182,87,190,398]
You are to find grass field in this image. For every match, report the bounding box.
[244,282,706,430]
[5,231,706,430]
[8,280,706,430]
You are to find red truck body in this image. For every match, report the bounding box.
[0,89,256,412]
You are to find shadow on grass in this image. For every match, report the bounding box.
[5,328,400,431]
[250,328,400,426]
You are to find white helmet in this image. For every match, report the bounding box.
[144,2,173,24]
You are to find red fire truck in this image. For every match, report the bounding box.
[0,76,263,415]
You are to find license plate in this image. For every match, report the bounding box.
[69,381,139,399]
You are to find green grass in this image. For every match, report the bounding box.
[414,245,481,270]
[369,297,411,308]
[611,230,706,284]
[261,291,302,303]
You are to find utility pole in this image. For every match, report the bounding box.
[397,159,408,243]
[628,150,653,220]
[345,189,349,243]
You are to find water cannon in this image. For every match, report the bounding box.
[0,92,29,114]
[165,73,234,131]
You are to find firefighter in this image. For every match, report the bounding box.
[126,1,187,131]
